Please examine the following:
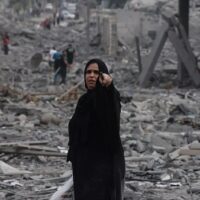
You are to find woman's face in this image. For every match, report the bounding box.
[85,63,99,90]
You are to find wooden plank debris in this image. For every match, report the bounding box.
[138,14,200,87]
[0,188,52,198]
[50,176,73,200]
[0,140,49,147]
[0,140,67,157]
[138,22,168,87]
[179,149,200,156]
[0,160,31,175]
[178,0,190,84]
[0,147,67,157]
[188,187,200,194]
[168,29,200,86]
[171,17,196,64]
[169,142,200,159]
[0,79,83,103]
[168,144,189,160]
[125,156,154,162]
[15,144,58,152]
[135,36,142,73]
[126,169,164,175]
[56,79,84,102]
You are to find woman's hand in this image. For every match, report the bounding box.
[99,73,112,87]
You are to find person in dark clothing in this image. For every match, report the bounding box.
[2,32,10,55]
[67,58,125,200]
[53,50,67,84]
[59,50,68,84]
[56,12,60,25]
[53,51,61,84]
[66,44,75,67]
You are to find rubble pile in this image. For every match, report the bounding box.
[0,1,200,200]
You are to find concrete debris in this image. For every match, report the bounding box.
[40,113,61,125]
[0,160,31,175]
[0,0,200,200]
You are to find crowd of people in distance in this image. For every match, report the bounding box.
[0,30,76,86]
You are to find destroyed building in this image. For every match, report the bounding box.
[0,0,200,199]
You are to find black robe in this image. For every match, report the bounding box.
[67,81,125,200]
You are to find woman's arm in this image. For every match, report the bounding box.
[94,78,121,151]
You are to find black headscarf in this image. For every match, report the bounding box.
[84,58,109,75]
[84,58,109,89]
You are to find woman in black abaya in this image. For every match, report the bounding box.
[67,58,125,200]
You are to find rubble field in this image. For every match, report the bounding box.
[0,1,200,200]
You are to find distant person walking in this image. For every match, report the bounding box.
[66,44,75,68]
[52,12,56,26]
[2,32,10,55]
[56,12,60,25]
[53,51,62,84]
[53,50,68,84]
[48,46,57,68]
[59,50,68,84]
[41,17,51,30]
